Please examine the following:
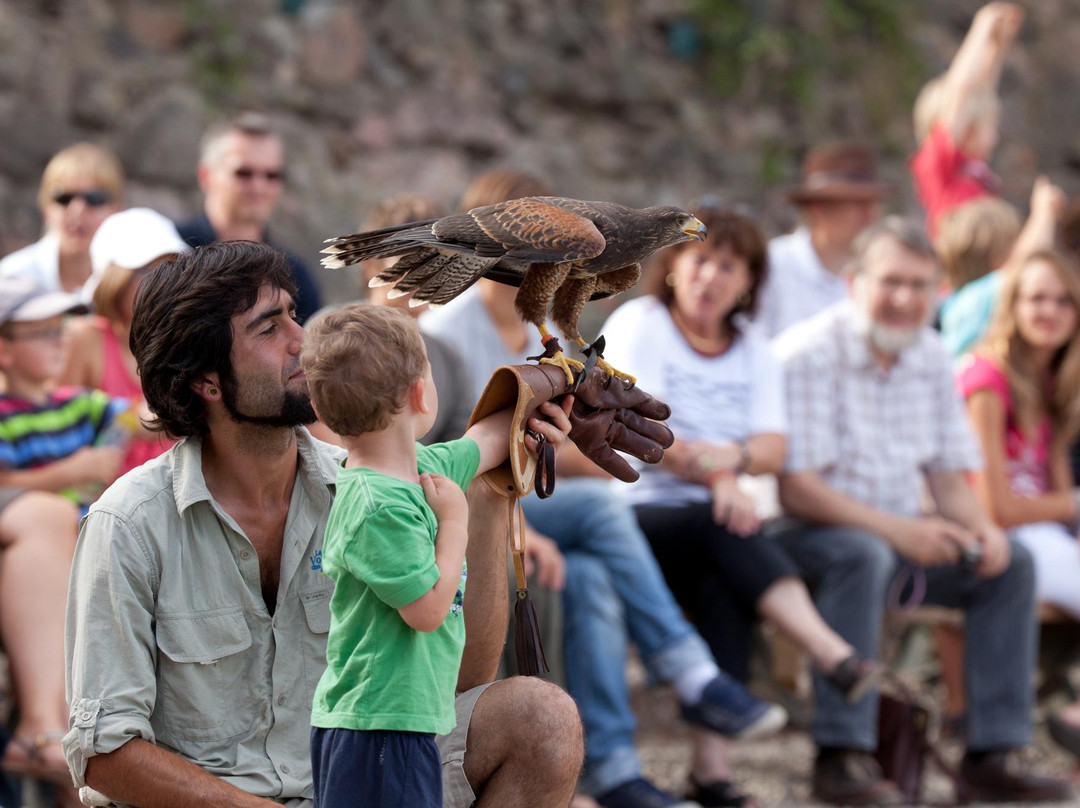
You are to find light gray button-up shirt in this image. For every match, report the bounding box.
[64,428,344,806]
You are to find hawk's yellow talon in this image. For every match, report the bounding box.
[595,357,636,385]
[540,351,584,387]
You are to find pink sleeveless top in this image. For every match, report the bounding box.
[95,318,175,476]
[956,353,1051,496]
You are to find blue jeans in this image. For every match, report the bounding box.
[523,478,713,795]
[770,520,1036,752]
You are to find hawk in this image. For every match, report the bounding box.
[322,196,707,383]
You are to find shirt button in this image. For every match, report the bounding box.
[277,695,287,706]
[280,764,290,774]
[80,711,92,721]
[240,550,251,560]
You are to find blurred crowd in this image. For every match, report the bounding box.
[4,3,1080,808]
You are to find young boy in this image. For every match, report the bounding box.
[910,2,1023,237]
[0,278,130,513]
[300,303,570,808]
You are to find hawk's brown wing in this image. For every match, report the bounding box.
[432,198,606,264]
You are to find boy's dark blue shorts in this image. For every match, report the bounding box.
[311,727,442,808]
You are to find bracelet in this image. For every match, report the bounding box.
[734,440,751,474]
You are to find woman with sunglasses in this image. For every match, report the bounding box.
[0,143,124,301]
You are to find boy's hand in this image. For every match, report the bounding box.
[524,398,573,458]
[420,473,468,528]
[1030,175,1066,220]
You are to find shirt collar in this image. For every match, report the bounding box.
[172,426,341,516]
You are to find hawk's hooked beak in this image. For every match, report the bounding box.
[682,217,707,241]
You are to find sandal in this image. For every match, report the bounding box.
[1,730,72,785]
[685,774,759,807]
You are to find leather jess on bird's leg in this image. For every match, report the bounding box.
[466,362,675,676]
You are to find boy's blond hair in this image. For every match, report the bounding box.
[301,304,427,436]
[38,143,125,210]
[935,197,1021,289]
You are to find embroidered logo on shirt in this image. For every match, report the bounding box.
[450,563,467,616]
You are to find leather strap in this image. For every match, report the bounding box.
[533,433,556,499]
[508,494,528,591]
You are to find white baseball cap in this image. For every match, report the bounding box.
[90,207,190,275]
[0,277,89,329]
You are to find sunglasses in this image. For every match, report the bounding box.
[52,190,113,207]
[233,167,284,183]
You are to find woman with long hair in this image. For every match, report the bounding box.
[957,248,1080,756]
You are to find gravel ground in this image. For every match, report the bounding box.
[627,647,1080,808]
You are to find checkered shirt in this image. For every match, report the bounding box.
[773,301,983,517]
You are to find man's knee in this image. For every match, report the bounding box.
[472,677,583,775]
[825,527,895,587]
[998,539,1036,598]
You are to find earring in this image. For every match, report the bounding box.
[207,386,219,397]
[666,273,678,287]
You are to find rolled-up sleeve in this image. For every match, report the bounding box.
[64,508,160,785]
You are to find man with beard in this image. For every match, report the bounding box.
[770,217,1071,806]
[63,242,583,808]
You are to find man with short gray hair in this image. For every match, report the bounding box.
[176,112,323,323]
[770,217,1071,805]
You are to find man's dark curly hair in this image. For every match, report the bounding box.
[130,241,298,438]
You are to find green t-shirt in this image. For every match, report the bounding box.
[311,437,481,735]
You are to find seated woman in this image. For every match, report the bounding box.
[0,143,124,300]
[957,247,1080,757]
[61,208,188,477]
[601,205,878,805]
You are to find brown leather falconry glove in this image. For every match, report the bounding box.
[567,367,674,483]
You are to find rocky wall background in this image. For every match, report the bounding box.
[0,0,1077,303]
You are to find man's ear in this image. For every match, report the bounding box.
[409,376,430,414]
[193,373,222,402]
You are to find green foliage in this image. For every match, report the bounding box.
[688,0,925,131]
[179,0,253,104]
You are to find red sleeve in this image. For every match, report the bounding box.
[910,123,992,237]
[956,353,1010,406]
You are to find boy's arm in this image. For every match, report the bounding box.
[398,474,469,633]
[465,399,573,476]
[1003,176,1066,271]
[940,3,1023,138]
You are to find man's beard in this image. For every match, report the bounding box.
[852,308,923,356]
[218,364,316,428]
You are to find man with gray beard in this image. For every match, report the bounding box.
[769,217,1071,806]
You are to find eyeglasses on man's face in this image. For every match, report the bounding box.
[232,167,284,183]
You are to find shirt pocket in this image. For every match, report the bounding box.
[155,608,254,742]
[299,586,332,703]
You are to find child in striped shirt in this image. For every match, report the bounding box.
[0,278,131,514]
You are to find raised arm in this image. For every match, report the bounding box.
[940,2,1024,138]
[1002,176,1067,271]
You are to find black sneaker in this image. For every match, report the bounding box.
[825,653,882,704]
[595,777,702,808]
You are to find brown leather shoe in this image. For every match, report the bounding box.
[958,750,1074,804]
[812,749,905,806]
